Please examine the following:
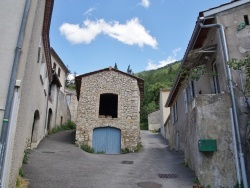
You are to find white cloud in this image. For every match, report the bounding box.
[140,0,150,8]
[84,7,95,16]
[145,48,181,70]
[59,18,158,48]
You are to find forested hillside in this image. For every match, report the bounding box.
[136,61,180,130]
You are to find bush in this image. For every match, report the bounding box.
[80,145,94,153]
[48,120,76,135]
[121,148,129,154]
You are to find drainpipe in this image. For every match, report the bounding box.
[0,0,31,187]
[199,22,248,188]
[230,108,241,186]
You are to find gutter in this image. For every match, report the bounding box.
[0,0,31,187]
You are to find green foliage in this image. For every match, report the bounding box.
[136,61,180,129]
[114,63,118,70]
[80,145,94,153]
[228,54,250,93]
[150,129,159,133]
[193,177,200,185]
[121,148,130,154]
[180,65,207,81]
[134,143,142,152]
[19,168,24,177]
[48,121,76,135]
[22,149,29,164]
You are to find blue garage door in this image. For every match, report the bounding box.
[93,127,121,154]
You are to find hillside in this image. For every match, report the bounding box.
[136,61,181,130]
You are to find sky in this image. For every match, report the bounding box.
[50,0,230,75]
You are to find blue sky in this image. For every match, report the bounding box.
[50,0,230,75]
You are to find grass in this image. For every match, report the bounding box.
[16,176,29,188]
[121,148,129,154]
[150,129,159,133]
[22,149,29,164]
[121,143,143,154]
[80,144,94,153]
[48,121,76,135]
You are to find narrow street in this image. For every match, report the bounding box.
[23,130,195,188]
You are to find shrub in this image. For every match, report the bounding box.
[48,120,76,135]
[80,145,94,153]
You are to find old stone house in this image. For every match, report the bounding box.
[75,67,144,154]
[165,1,250,187]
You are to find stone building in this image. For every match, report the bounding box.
[148,110,160,131]
[165,1,250,187]
[75,67,144,154]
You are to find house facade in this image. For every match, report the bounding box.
[0,0,55,187]
[47,48,71,132]
[165,1,250,187]
[75,67,144,154]
[159,89,170,138]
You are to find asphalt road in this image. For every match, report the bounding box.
[23,130,196,188]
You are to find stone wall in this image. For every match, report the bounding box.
[185,94,236,187]
[148,110,160,131]
[76,70,141,151]
[65,88,78,123]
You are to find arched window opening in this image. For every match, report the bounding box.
[47,109,53,131]
[53,62,56,70]
[99,93,118,118]
[58,68,61,77]
[31,110,40,144]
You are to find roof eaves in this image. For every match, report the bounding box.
[200,0,250,17]
[42,0,54,83]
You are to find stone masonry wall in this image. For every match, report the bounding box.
[76,70,141,151]
[148,110,160,131]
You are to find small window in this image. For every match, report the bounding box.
[53,62,56,70]
[183,89,188,114]
[99,93,118,118]
[171,102,178,124]
[58,68,61,77]
[244,15,249,25]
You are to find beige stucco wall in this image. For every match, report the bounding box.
[76,70,141,151]
[51,54,67,93]
[55,90,71,126]
[159,90,170,138]
[0,1,26,133]
[0,1,50,187]
[148,110,160,131]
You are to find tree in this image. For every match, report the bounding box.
[114,63,118,70]
[127,65,132,74]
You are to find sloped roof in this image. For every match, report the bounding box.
[75,67,144,101]
[165,0,250,107]
[50,47,69,73]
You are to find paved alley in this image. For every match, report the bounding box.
[23,130,195,188]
